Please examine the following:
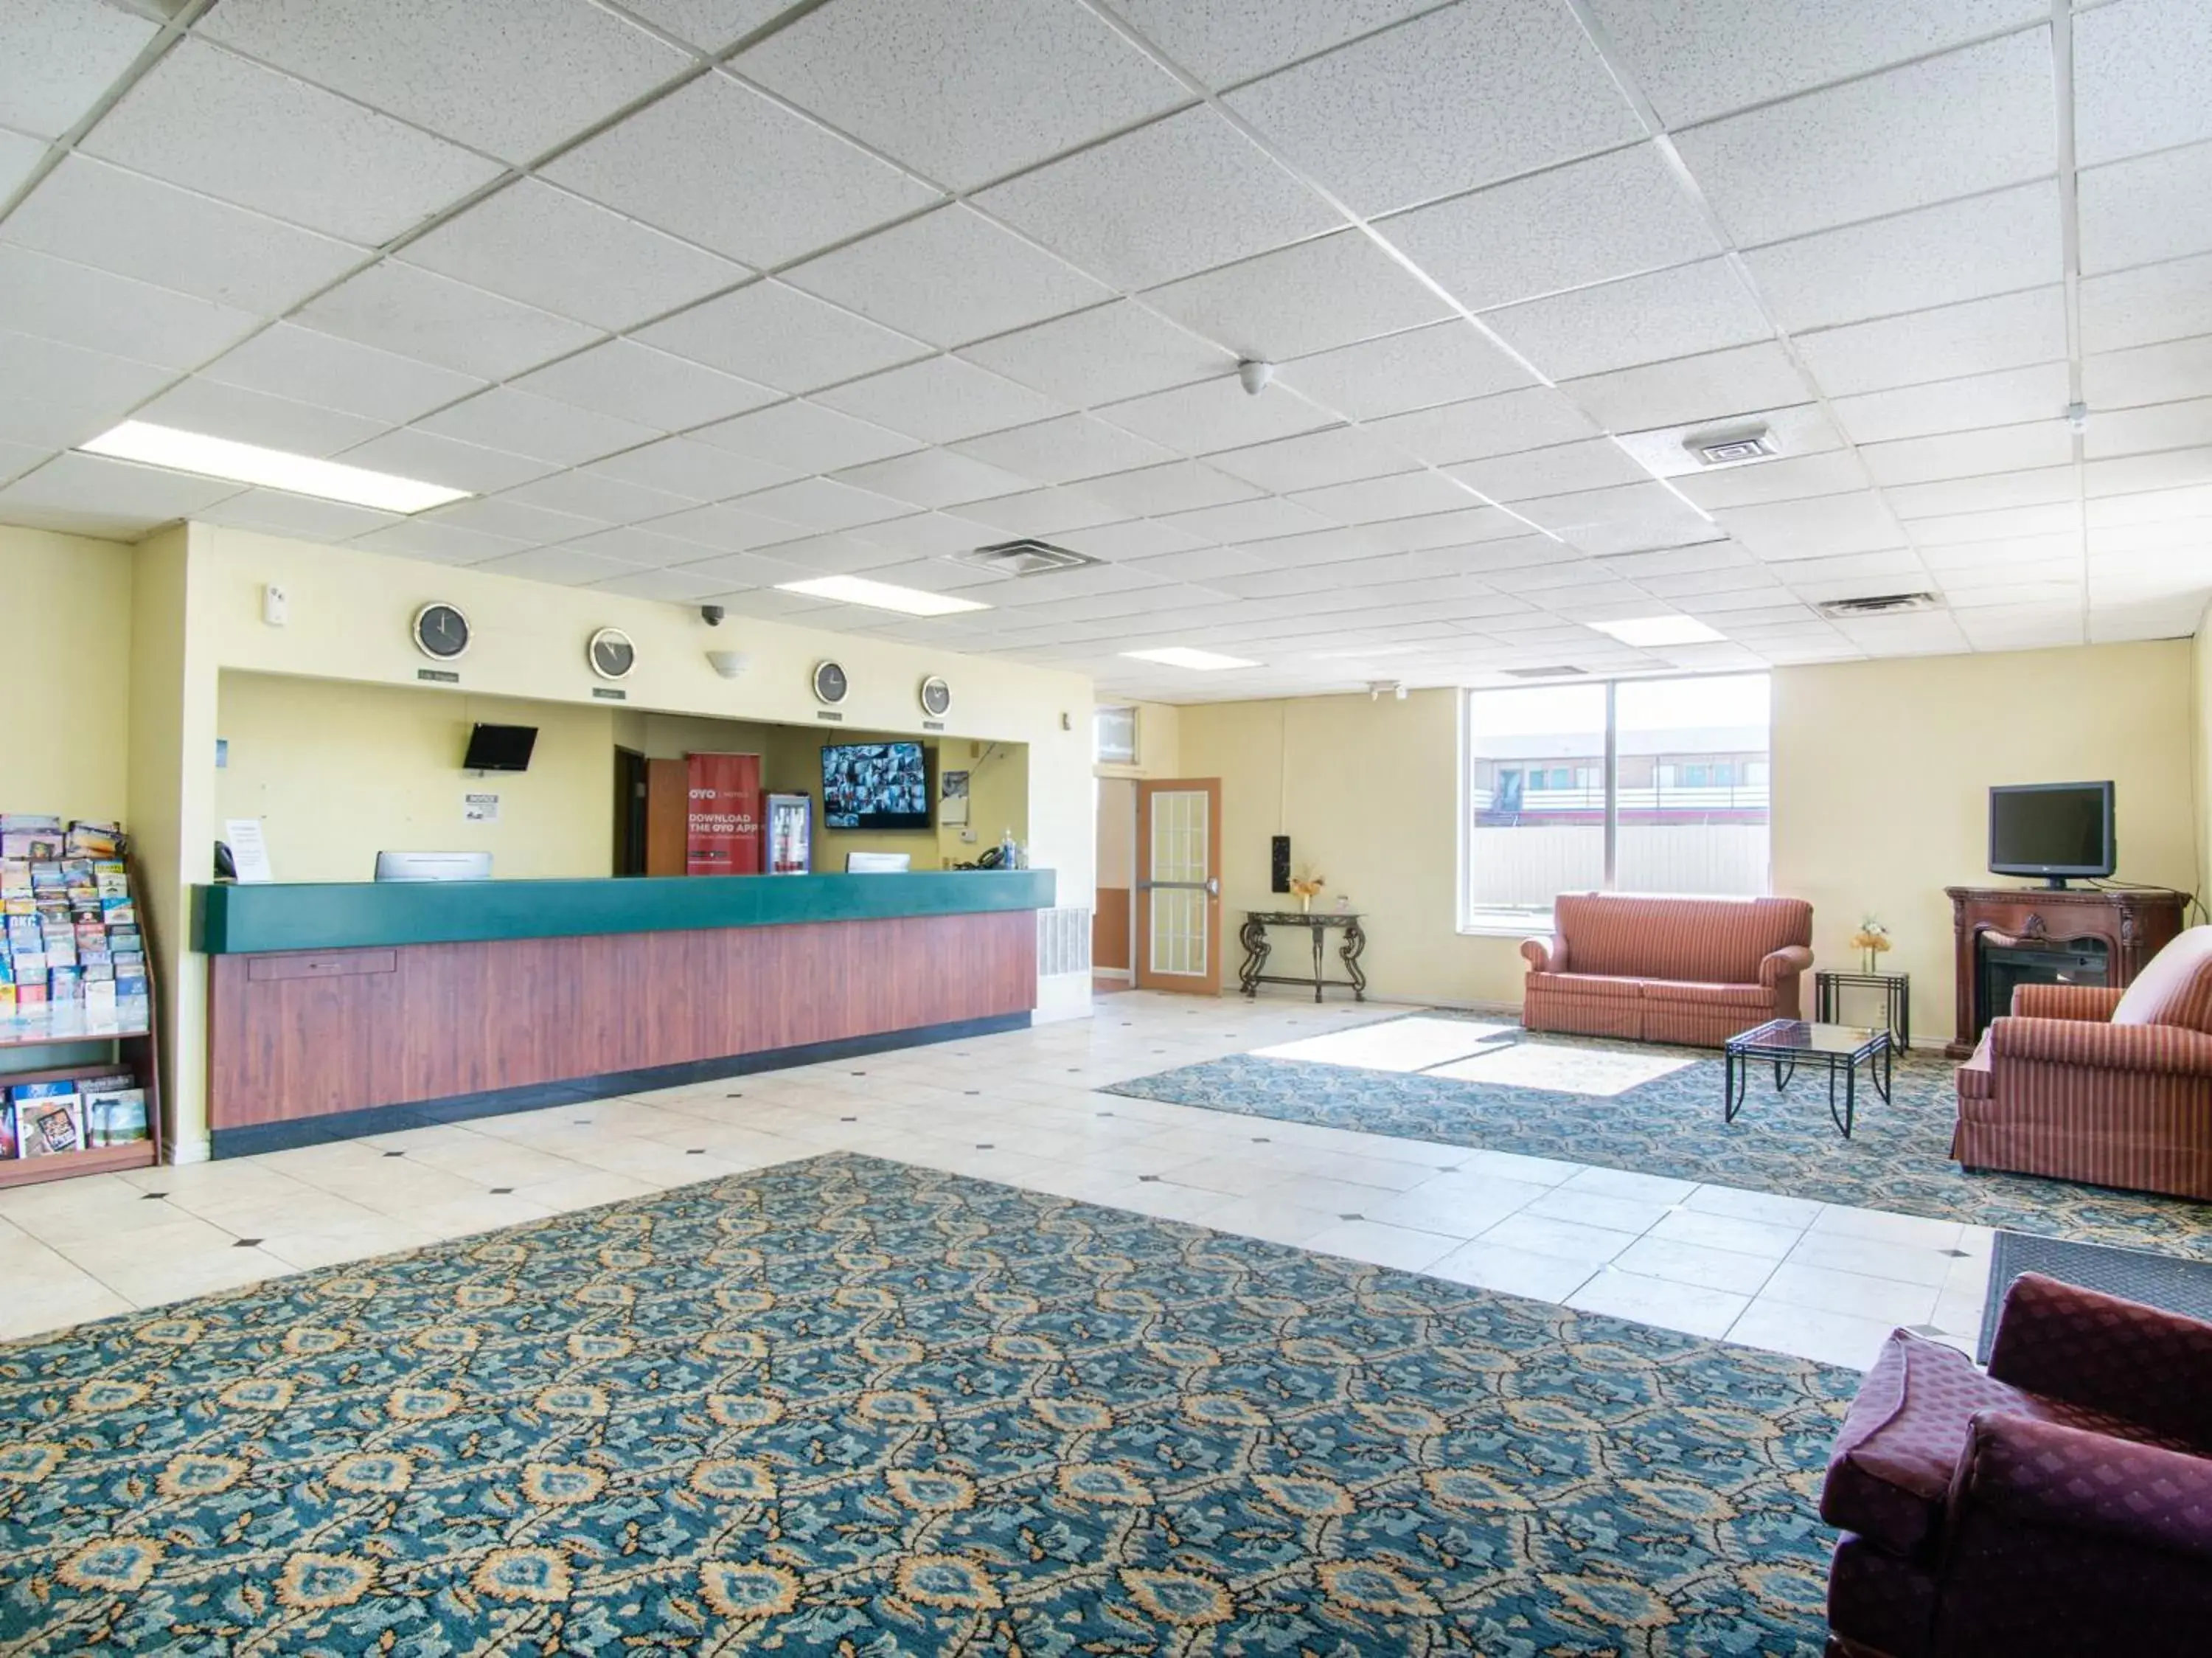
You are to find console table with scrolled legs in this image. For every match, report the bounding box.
[1238,910,1366,1002]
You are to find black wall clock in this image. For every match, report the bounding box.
[812,660,849,704]
[588,627,636,680]
[411,601,470,660]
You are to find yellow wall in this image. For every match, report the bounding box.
[1095,699,1182,780]
[1773,642,2197,1043]
[1,527,134,821]
[2195,605,2212,906]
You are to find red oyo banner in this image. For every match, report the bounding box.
[684,752,762,875]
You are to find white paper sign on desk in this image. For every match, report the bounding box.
[224,818,274,883]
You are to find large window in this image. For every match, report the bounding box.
[1464,673,1770,931]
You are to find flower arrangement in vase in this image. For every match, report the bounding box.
[1287,871,1325,913]
[1848,917,1893,976]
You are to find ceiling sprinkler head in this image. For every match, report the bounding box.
[1237,358,1274,396]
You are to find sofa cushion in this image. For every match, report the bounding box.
[1639,979,1773,1009]
[1957,1028,1994,1101]
[2110,926,2212,1033]
[1551,892,1812,984]
[1526,971,1644,1002]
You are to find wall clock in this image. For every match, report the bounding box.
[588,627,636,680]
[812,660,849,705]
[919,675,951,718]
[411,601,470,661]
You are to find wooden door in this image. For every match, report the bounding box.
[644,759,688,877]
[1135,778,1222,994]
[613,747,648,875]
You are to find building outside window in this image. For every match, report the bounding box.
[1464,673,1771,931]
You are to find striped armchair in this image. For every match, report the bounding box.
[1520,892,1814,1047]
[1954,926,2212,1201]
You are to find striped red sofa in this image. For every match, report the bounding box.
[1954,926,2212,1201]
[1519,892,1814,1047]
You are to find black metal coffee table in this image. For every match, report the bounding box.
[1723,1019,1891,1138]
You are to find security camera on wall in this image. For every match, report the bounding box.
[700,604,726,625]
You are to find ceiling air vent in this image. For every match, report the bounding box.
[951,538,1100,577]
[1684,423,1778,466]
[1501,665,1588,679]
[1816,592,1942,618]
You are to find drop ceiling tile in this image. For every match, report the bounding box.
[693,531,885,575]
[1290,469,1477,524]
[783,206,1110,350]
[193,488,403,544]
[1923,533,2079,569]
[1,156,366,316]
[1122,544,1280,583]
[640,502,813,552]
[831,448,1032,510]
[416,387,663,466]
[1385,143,1720,316]
[1157,496,1340,544]
[1714,493,1910,561]
[975,106,1341,292]
[727,476,912,532]
[1907,502,2080,544]
[580,437,793,501]
[956,301,1231,408]
[690,399,918,471]
[828,555,1003,592]
[0,0,158,140]
[1512,482,1723,558]
[950,413,1177,485]
[615,0,788,52]
[421,496,608,544]
[543,73,939,270]
[1208,426,1414,493]
[135,374,392,454]
[82,41,499,245]
[1109,0,1441,88]
[1055,518,1216,560]
[1672,449,1873,511]
[1141,229,1451,362]
[0,442,51,489]
[2084,333,2212,410]
[947,486,1125,538]
[1744,181,2062,332]
[1613,403,1844,481]
[1793,286,2067,398]
[1492,260,1772,382]
[352,518,529,564]
[589,564,742,602]
[736,0,1185,190]
[2073,0,2212,166]
[2088,484,2212,529]
[1675,33,2053,249]
[1072,462,1257,519]
[1885,467,2075,519]
[511,339,776,429]
[203,0,689,164]
[0,128,42,201]
[497,471,698,526]
[1859,422,2073,486]
[1365,386,1603,466]
[2084,398,2212,461]
[2080,254,2212,356]
[1450,439,1654,503]
[1225,0,1642,215]
[1370,505,1535,552]
[201,322,485,424]
[1095,374,1335,454]
[1832,363,2069,445]
[294,262,600,381]
[2076,142,2212,275]
[636,281,928,394]
[858,511,1008,558]
[403,181,746,333]
[0,451,240,527]
[1279,320,1536,420]
[0,244,259,371]
[0,331,173,448]
[470,545,653,585]
[2084,446,2212,499]
[335,426,559,495]
[815,356,1067,445]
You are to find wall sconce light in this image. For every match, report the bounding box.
[706,650,750,679]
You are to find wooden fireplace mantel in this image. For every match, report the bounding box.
[1944,884,2186,1057]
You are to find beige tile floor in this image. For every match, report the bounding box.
[0,993,1994,1370]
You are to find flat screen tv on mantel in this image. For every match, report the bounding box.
[1989,781,2115,888]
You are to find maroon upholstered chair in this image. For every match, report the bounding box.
[1820,1272,2212,1658]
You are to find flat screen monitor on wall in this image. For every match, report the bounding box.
[821,741,930,831]
[463,724,537,772]
[1989,781,2115,887]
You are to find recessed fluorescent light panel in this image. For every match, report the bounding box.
[1121,647,1259,670]
[776,575,990,617]
[79,421,468,513]
[1586,615,1726,648]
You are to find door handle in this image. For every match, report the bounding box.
[1206,877,1220,896]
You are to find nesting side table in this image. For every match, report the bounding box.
[1815,968,1910,1051]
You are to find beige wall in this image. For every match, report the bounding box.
[1,527,134,821]
[1773,642,2197,1044]
[1095,700,1182,780]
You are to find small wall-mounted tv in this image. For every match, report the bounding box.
[462,723,538,772]
[1989,781,2115,887]
[822,740,929,831]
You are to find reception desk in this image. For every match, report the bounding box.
[193,870,1054,1156]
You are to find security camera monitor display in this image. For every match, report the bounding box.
[821,741,931,832]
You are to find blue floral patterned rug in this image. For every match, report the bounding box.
[0,1153,1851,1654]
[1107,1024,2212,1259]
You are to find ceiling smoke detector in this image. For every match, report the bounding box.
[951,538,1101,577]
[1684,424,1778,466]
[1816,592,1942,618]
[1501,665,1587,679]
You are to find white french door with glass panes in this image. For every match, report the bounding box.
[1136,779,1221,994]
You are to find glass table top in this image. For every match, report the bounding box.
[1727,1019,1886,1056]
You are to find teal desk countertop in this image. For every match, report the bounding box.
[193,870,1058,955]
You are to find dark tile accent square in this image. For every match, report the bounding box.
[490,1187,513,1195]
[1942,1248,1970,1258]
[840,1116,858,1123]
[1138,1175,1161,1184]
[141,1191,166,1201]
[975,1143,993,1150]
[1251,1137,1270,1144]
[383,1150,406,1159]
[1339,1213,1363,1222]
[686,1148,705,1156]
[964,1090,980,1096]
[233,1238,262,1248]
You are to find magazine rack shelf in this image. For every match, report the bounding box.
[0,845,164,1189]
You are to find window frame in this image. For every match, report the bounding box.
[1457,671,1771,937]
